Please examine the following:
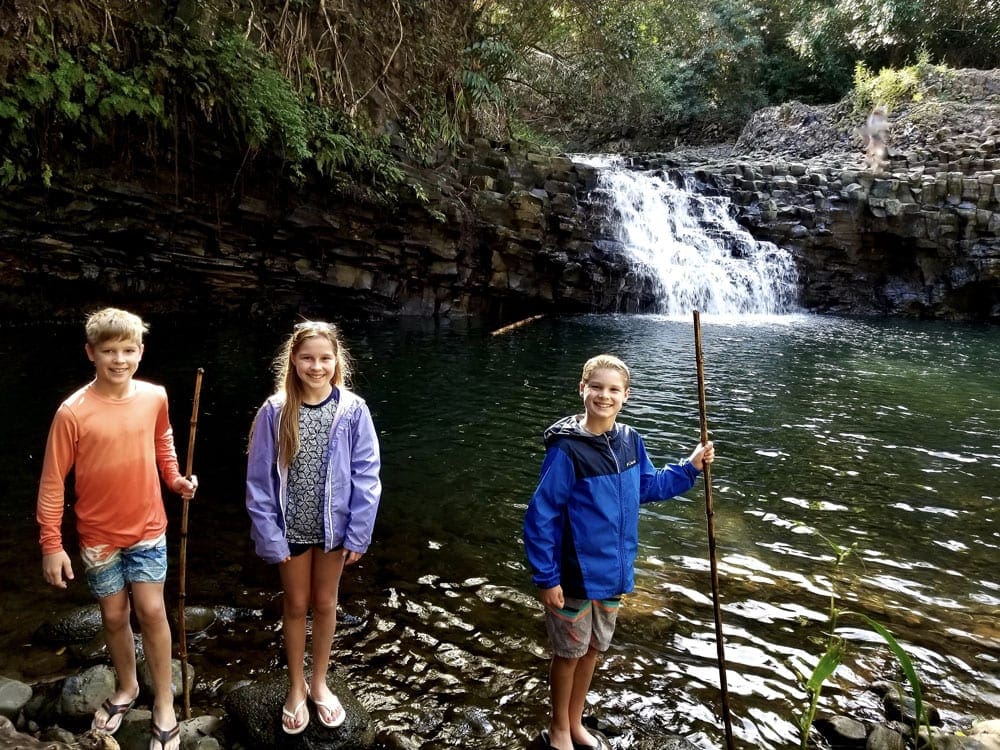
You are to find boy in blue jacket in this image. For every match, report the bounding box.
[523,354,714,750]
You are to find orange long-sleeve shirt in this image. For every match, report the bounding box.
[37,379,183,556]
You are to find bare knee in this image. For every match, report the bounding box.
[311,594,337,619]
[132,598,167,632]
[98,594,132,633]
[101,606,131,634]
[284,595,310,622]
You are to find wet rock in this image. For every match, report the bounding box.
[39,725,79,745]
[177,603,262,632]
[35,605,104,645]
[67,632,111,662]
[918,729,1000,749]
[867,724,907,750]
[0,714,121,749]
[0,714,71,748]
[76,728,122,749]
[0,676,32,720]
[815,714,868,747]
[177,606,220,633]
[224,670,375,749]
[61,665,117,721]
[883,691,941,726]
[173,714,225,750]
[140,658,191,700]
[916,719,1000,750]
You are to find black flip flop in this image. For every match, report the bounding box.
[149,721,180,750]
[90,695,136,735]
[540,729,612,749]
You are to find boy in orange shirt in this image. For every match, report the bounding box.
[37,308,197,750]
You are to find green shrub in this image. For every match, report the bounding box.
[851,51,935,115]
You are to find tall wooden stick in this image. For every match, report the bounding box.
[178,368,204,720]
[693,310,736,750]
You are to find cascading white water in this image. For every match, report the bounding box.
[583,156,800,316]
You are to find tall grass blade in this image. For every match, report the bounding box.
[846,613,923,724]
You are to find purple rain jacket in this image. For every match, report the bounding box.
[245,387,382,564]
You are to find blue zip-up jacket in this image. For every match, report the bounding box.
[245,387,382,565]
[523,415,701,599]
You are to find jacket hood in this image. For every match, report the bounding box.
[542,415,621,448]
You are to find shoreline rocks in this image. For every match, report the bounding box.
[3,670,999,750]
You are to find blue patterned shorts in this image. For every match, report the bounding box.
[81,534,167,598]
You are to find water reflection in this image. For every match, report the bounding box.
[1,313,997,749]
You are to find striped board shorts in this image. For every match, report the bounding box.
[544,596,620,658]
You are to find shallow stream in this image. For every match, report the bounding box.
[1,313,997,748]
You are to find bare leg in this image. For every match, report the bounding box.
[548,647,601,750]
[94,590,141,730]
[307,549,347,724]
[548,655,578,750]
[279,551,313,732]
[131,581,179,749]
[568,647,600,747]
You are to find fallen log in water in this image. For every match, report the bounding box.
[490,314,545,336]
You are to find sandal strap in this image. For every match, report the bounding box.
[150,722,180,748]
[101,696,136,717]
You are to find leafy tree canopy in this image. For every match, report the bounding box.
[0,0,996,191]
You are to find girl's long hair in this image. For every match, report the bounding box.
[271,321,352,467]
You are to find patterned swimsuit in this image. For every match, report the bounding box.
[285,392,338,545]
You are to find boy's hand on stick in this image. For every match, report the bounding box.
[173,474,198,499]
[42,550,74,589]
[689,441,715,471]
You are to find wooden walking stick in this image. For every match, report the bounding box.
[692,310,736,750]
[178,368,204,720]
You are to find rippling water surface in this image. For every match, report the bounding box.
[1,314,997,749]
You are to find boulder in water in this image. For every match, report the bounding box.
[35,605,104,645]
[224,670,375,749]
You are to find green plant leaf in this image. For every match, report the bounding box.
[806,639,844,692]
[844,612,925,727]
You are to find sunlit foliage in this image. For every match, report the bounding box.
[0,0,996,184]
[473,0,999,143]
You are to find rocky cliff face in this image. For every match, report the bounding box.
[0,114,997,322]
[685,67,1000,320]
[0,143,624,323]
[670,150,1000,319]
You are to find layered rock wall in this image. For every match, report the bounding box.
[0,141,668,322]
[0,135,997,322]
[647,138,1000,318]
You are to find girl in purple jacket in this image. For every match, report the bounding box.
[246,321,381,735]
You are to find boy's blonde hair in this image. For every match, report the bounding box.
[581,354,630,388]
[85,308,149,346]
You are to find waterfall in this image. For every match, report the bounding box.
[583,156,800,316]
